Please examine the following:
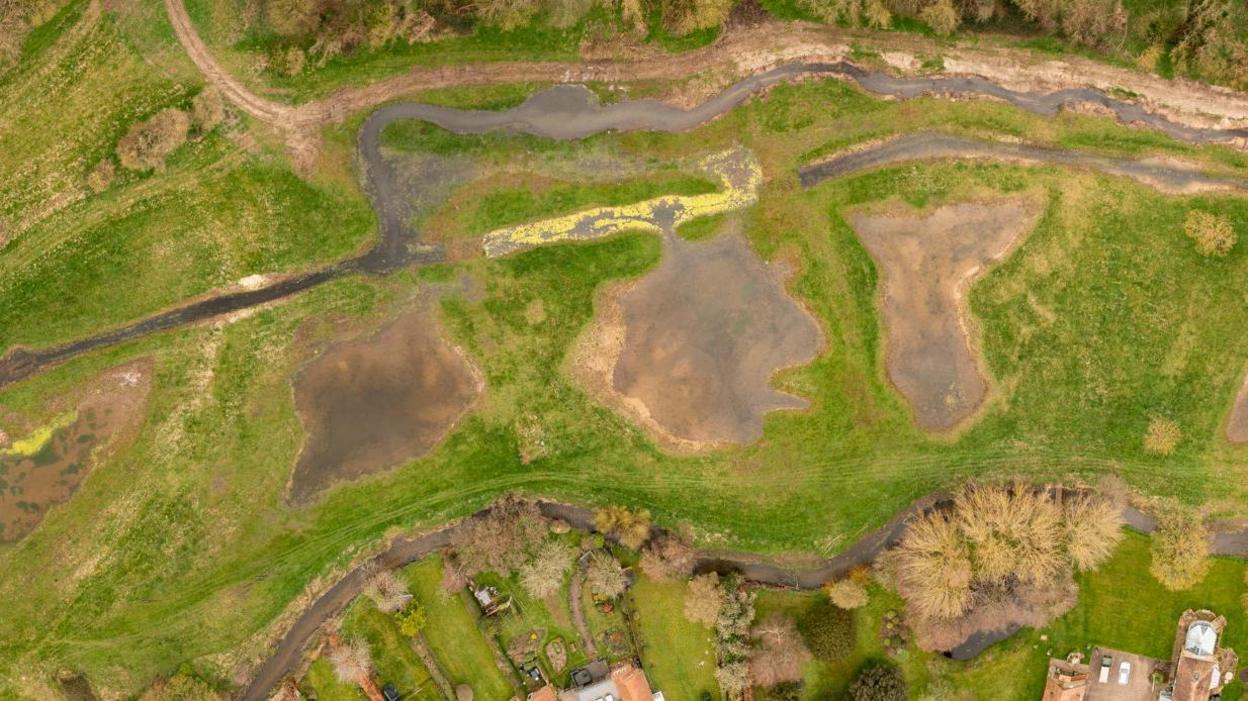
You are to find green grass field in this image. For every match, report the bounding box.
[3,3,1248,697]
[631,576,721,701]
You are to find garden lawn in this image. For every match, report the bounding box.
[341,601,442,701]
[474,569,589,686]
[403,558,516,701]
[1043,531,1247,697]
[303,656,364,701]
[631,576,720,701]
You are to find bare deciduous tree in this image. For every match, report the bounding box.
[639,533,696,580]
[684,572,725,627]
[363,566,411,613]
[955,483,1062,586]
[749,614,810,687]
[891,511,973,620]
[1149,502,1211,590]
[328,637,373,684]
[1062,494,1124,570]
[519,540,574,598]
[453,496,548,576]
[584,551,628,598]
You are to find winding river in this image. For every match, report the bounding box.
[4,62,1248,390]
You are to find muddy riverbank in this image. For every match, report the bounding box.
[6,62,1248,390]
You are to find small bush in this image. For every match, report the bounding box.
[848,662,907,701]
[1184,210,1236,257]
[396,604,427,637]
[116,109,190,172]
[86,159,115,193]
[825,578,869,609]
[138,671,224,700]
[1143,417,1181,455]
[661,0,734,35]
[796,601,855,661]
[519,540,573,598]
[191,88,225,133]
[585,551,628,598]
[919,0,959,35]
[639,533,696,580]
[594,505,652,550]
[1149,502,1210,590]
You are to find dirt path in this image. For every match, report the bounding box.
[165,0,1248,159]
[9,11,1248,392]
[569,556,598,658]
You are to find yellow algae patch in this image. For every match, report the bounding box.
[481,148,763,258]
[2,411,77,457]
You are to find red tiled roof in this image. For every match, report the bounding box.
[529,685,558,701]
[610,665,654,701]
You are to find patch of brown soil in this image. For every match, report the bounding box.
[0,359,152,542]
[572,222,823,449]
[845,195,1045,432]
[288,306,481,503]
[1226,370,1248,443]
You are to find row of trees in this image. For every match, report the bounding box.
[878,483,1123,650]
[253,0,741,76]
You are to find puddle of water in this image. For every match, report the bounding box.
[0,361,150,542]
[846,196,1044,432]
[578,222,822,447]
[289,307,481,503]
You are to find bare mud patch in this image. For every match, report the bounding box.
[289,307,481,503]
[1227,370,1248,444]
[845,195,1045,432]
[572,221,823,449]
[0,360,151,542]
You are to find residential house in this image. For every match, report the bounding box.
[1040,610,1238,701]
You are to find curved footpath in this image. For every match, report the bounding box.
[241,497,1248,700]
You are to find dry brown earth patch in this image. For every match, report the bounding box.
[0,359,151,542]
[289,307,481,502]
[572,221,823,449]
[845,195,1045,432]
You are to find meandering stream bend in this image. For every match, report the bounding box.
[4,62,1248,390]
